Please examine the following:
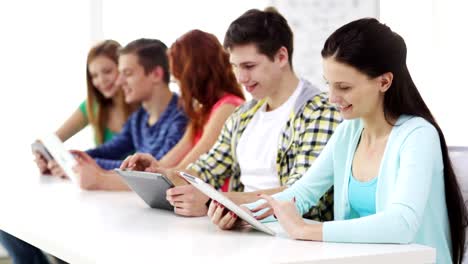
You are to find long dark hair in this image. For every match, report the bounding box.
[321,18,467,263]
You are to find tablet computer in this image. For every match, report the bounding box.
[39,134,78,183]
[114,169,174,211]
[31,141,54,162]
[178,171,276,236]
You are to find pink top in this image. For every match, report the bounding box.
[193,94,244,145]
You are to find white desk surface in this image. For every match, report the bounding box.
[0,170,436,264]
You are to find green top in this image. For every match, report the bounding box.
[79,100,117,145]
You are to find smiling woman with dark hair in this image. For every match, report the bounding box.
[211,18,467,264]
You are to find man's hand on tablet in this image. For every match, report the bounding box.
[120,153,160,172]
[164,170,210,217]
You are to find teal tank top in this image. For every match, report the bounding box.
[348,172,378,217]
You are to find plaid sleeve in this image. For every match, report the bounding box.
[286,97,342,221]
[187,112,238,190]
[285,103,342,186]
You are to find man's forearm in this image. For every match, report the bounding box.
[225,186,287,205]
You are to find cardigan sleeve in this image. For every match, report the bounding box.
[272,121,338,214]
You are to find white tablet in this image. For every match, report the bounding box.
[31,141,54,162]
[178,171,276,236]
[39,134,78,183]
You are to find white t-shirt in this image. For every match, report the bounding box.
[237,80,304,192]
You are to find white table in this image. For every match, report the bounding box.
[0,170,436,264]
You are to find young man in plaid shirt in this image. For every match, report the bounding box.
[124,8,342,219]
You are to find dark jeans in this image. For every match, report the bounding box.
[0,230,50,264]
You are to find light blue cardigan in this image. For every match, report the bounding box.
[270,115,452,263]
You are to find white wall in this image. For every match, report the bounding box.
[0,1,91,255]
[271,0,379,88]
[100,0,268,48]
[381,0,468,146]
[100,0,268,93]
[0,1,93,169]
[0,1,271,169]
[432,0,468,146]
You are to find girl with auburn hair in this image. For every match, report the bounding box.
[33,39,138,176]
[169,29,245,146]
[210,18,467,263]
[121,30,244,186]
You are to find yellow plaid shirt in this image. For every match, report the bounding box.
[188,81,342,221]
